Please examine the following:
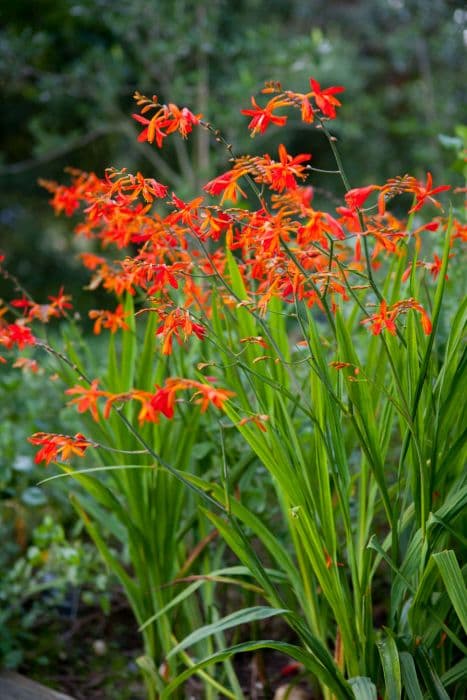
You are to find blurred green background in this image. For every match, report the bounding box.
[0,0,465,301]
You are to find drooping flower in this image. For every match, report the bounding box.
[361,298,432,336]
[310,78,345,119]
[156,308,206,355]
[204,169,248,204]
[29,432,92,465]
[361,300,397,336]
[65,380,108,421]
[262,144,311,192]
[241,96,289,136]
[408,172,451,213]
[0,322,36,350]
[345,185,380,211]
[89,304,130,334]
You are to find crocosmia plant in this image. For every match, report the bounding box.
[1,77,465,700]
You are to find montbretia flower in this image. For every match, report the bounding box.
[204,169,248,204]
[241,96,289,136]
[361,298,432,336]
[345,185,380,211]
[156,308,206,355]
[65,379,108,422]
[29,432,92,465]
[132,93,201,147]
[0,322,36,350]
[408,172,451,213]
[309,78,345,119]
[262,144,311,192]
[89,304,130,334]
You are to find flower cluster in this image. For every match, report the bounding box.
[29,432,92,465]
[132,93,201,147]
[0,76,460,467]
[361,299,433,336]
[64,378,234,425]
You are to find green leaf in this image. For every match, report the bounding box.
[399,652,423,700]
[70,493,140,614]
[414,645,450,700]
[377,631,401,700]
[161,640,353,699]
[440,657,467,689]
[139,566,259,632]
[432,550,467,633]
[167,606,288,659]
[136,655,163,694]
[348,676,377,699]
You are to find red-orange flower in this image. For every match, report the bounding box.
[132,93,201,147]
[89,304,130,334]
[132,112,167,148]
[164,103,201,138]
[29,432,92,465]
[156,308,206,355]
[263,144,311,192]
[345,185,380,211]
[361,300,397,335]
[65,380,108,421]
[48,287,73,317]
[204,169,248,204]
[310,78,345,119]
[0,322,36,350]
[241,96,289,136]
[408,172,451,213]
[149,384,178,419]
[361,298,432,336]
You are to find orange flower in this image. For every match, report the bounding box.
[0,322,35,350]
[65,380,108,421]
[156,308,206,355]
[106,169,168,202]
[408,172,451,213]
[204,169,248,204]
[361,298,432,336]
[189,382,235,413]
[130,390,162,424]
[310,78,344,119]
[238,414,269,432]
[153,378,235,415]
[241,96,289,136]
[79,253,107,270]
[344,185,380,211]
[263,144,311,192]
[29,432,92,465]
[12,357,40,373]
[11,288,72,323]
[89,304,130,334]
[239,336,269,348]
[361,300,398,336]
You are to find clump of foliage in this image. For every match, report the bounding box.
[1,74,465,700]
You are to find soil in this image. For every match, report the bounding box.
[21,598,316,699]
